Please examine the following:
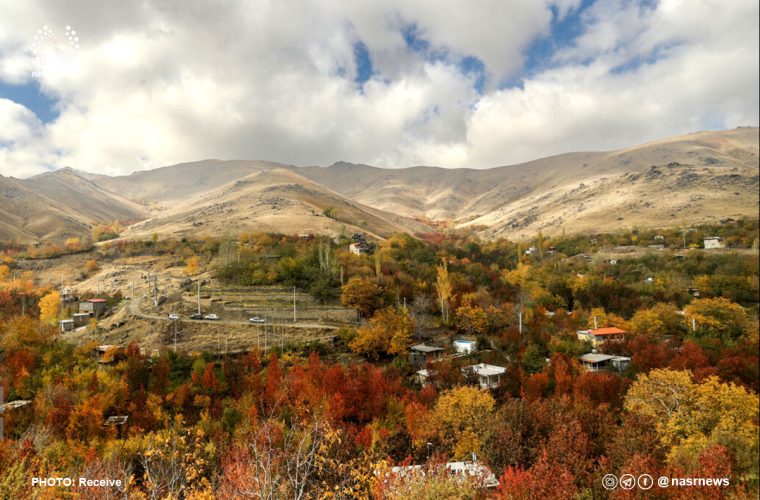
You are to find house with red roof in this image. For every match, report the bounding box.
[577,326,627,347]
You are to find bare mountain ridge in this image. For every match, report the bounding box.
[1,128,757,244]
[0,169,148,244]
[122,168,432,240]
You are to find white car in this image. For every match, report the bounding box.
[204,314,219,320]
[168,313,180,320]
[249,317,265,324]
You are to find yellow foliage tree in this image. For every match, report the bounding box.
[435,259,453,324]
[586,307,628,330]
[454,303,488,336]
[624,368,694,421]
[185,255,202,276]
[684,297,748,342]
[431,386,495,459]
[39,291,61,325]
[64,237,81,251]
[625,369,759,475]
[349,307,415,359]
[628,303,682,336]
[0,264,9,282]
[85,258,99,274]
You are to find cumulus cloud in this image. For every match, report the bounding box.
[0,0,757,176]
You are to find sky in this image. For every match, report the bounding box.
[0,0,757,178]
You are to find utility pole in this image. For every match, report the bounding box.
[197,280,201,315]
[518,309,523,335]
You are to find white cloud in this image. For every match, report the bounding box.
[0,0,757,176]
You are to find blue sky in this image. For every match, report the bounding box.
[0,0,757,177]
[0,80,59,123]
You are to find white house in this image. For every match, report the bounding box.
[349,242,369,256]
[415,368,432,385]
[384,459,499,489]
[453,339,477,354]
[703,237,725,250]
[59,319,75,333]
[462,363,507,389]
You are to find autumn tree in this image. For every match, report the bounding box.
[184,255,202,276]
[684,297,748,342]
[39,290,61,325]
[495,450,577,500]
[625,369,759,476]
[431,386,495,459]
[85,258,99,274]
[350,307,415,359]
[341,277,383,317]
[628,303,684,337]
[435,259,453,324]
[64,237,81,251]
[374,463,481,499]
[454,303,488,336]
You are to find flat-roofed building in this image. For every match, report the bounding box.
[79,298,108,318]
[409,344,444,366]
[579,353,630,373]
[463,363,507,389]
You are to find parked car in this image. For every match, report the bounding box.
[204,314,219,320]
[190,313,203,320]
[249,317,265,324]
[168,313,180,320]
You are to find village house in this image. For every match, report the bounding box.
[579,353,631,373]
[79,298,108,318]
[703,236,725,249]
[384,457,499,490]
[462,363,507,389]
[453,338,477,354]
[577,327,627,348]
[415,368,432,385]
[409,344,445,366]
[95,345,119,364]
[59,319,75,333]
[349,242,369,256]
[73,312,91,327]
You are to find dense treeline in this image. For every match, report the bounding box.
[0,221,757,497]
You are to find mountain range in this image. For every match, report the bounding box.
[1,127,757,244]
